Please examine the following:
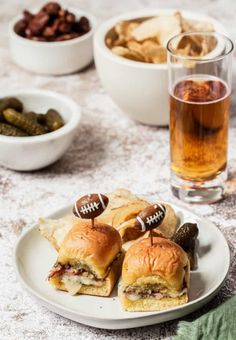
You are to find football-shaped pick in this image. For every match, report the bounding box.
[135,203,166,232]
[73,194,109,219]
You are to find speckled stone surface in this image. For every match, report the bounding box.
[0,0,236,339]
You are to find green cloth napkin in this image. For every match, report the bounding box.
[175,295,236,340]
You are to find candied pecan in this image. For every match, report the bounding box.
[28,12,49,35]
[25,27,33,38]
[42,2,61,15]
[30,36,47,42]
[14,19,27,37]
[58,9,68,18]
[50,17,61,31]
[23,10,34,23]
[42,26,55,38]
[58,22,72,34]
[79,16,90,32]
[55,33,80,41]
[66,12,76,23]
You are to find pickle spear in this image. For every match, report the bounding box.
[36,113,47,125]
[24,112,47,127]
[0,97,23,123]
[186,239,196,270]
[23,111,38,121]
[172,223,199,270]
[172,223,198,249]
[3,108,46,136]
[0,112,4,123]
[45,109,64,131]
[0,123,28,136]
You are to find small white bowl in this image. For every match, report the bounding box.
[94,9,228,126]
[9,8,96,75]
[0,90,81,171]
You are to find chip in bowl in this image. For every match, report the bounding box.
[106,11,216,64]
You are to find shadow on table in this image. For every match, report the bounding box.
[35,121,108,175]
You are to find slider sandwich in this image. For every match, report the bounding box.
[48,221,123,296]
[119,237,190,311]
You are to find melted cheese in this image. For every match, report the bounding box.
[62,275,103,295]
[168,288,187,298]
[125,288,187,301]
[62,275,82,295]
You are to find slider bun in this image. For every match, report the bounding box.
[58,221,122,278]
[50,253,124,297]
[119,287,188,312]
[122,237,189,291]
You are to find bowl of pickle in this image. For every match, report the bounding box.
[0,89,81,171]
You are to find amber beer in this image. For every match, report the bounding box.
[170,76,230,182]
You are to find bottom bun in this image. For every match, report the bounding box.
[119,289,188,312]
[50,253,123,297]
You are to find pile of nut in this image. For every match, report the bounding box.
[14,2,90,42]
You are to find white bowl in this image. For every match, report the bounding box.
[0,90,81,171]
[9,8,96,75]
[94,9,228,126]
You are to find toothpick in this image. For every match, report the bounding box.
[150,229,154,246]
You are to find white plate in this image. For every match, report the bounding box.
[14,202,230,329]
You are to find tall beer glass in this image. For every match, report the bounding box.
[167,32,233,203]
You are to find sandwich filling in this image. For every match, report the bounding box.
[48,253,121,295]
[124,282,187,301]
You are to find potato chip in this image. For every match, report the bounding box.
[111,46,145,62]
[106,12,215,64]
[122,229,165,252]
[141,40,167,63]
[125,22,140,40]
[105,37,113,48]
[114,21,139,44]
[157,16,182,47]
[176,43,191,57]
[176,12,215,57]
[111,46,128,56]
[127,40,146,59]
[131,16,161,41]
[131,15,181,47]
[157,203,179,238]
[38,214,78,251]
[105,29,120,48]
[98,189,150,227]
[178,35,202,56]
[185,19,214,33]
[118,219,144,243]
[107,22,127,48]
[112,199,149,227]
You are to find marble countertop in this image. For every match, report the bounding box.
[1,0,236,339]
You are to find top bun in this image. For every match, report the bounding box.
[58,221,122,278]
[122,237,189,290]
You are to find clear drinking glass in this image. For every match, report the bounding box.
[167,32,234,203]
